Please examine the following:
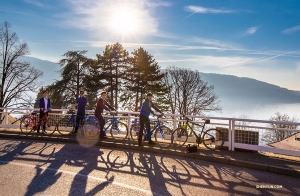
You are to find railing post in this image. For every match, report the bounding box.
[127,113,131,140]
[228,119,232,151]
[232,120,235,151]
[4,108,8,130]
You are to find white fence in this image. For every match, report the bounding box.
[1,107,300,157]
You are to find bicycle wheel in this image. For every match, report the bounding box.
[83,119,100,139]
[20,117,34,134]
[42,117,57,135]
[110,121,128,141]
[202,129,224,150]
[154,125,173,148]
[130,123,142,141]
[172,128,188,148]
[57,118,75,135]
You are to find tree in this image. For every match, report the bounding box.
[163,66,220,116]
[0,21,43,112]
[263,112,298,144]
[98,43,129,110]
[48,50,91,108]
[120,47,168,111]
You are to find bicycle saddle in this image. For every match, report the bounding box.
[31,112,37,115]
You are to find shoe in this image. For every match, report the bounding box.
[143,136,148,141]
[148,140,156,145]
[100,136,107,139]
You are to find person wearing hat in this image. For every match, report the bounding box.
[73,90,89,134]
[138,93,163,146]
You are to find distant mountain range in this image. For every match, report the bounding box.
[22,56,300,104]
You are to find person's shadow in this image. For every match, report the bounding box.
[24,144,104,196]
[69,146,112,196]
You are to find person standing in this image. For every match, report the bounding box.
[95,91,115,139]
[37,91,51,134]
[73,90,89,134]
[138,93,163,146]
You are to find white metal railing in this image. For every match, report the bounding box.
[0,107,300,156]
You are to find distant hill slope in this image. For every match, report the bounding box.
[21,56,300,104]
[20,56,61,86]
[199,73,300,103]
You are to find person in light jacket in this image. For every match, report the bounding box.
[138,93,163,146]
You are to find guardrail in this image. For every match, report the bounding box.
[1,107,300,156]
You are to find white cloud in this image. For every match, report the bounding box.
[145,1,172,8]
[24,0,46,7]
[185,5,237,14]
[60,0,163,38]
[281,25,300,34]
[246,27,258,35]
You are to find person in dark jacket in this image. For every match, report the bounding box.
[38,91,51,134]
[73,90,89,134]
[95,91,115,139]
[138,93,163,146]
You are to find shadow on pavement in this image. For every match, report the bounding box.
[0,139,299,195]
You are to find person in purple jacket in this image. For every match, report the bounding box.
[95,91,115,139]
[138,93,163,146]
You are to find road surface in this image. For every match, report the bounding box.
[0,138,299,196]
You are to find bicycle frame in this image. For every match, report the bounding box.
[133,117,165,139]
[66,113,87,128]
[30,113,49,130]
[181,119,207,141]
[103,116,120,133]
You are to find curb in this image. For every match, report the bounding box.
[1,132,300,178]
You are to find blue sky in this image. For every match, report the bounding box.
[1,0,300,90]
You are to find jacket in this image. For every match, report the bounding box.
[39,97,51,111]
[140,99,162,117]
[95,98,115,114]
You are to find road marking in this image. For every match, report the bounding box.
[0,160,163,196]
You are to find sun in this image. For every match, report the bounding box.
[110,9,138,35]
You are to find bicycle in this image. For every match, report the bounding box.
[101,112,128,141]
[57,110,99,138]
[20,111,57,135]
[171,114,224,150]
[130,115,173,148]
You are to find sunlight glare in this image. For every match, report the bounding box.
[110,9,138,35]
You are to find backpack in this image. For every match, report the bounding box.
[186,144,197,153]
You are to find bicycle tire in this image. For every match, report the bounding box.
[42,117,57,135]
[110,121,128,141]
[107,150,129,169]
[57,118,75,135]
[202,129,224,150]
[154,125,173,148]
[172,128,188,148]
[20,117,34,134]
[83,118,100,139]
[130,124,143,141]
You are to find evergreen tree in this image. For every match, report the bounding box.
[47,50,91,108]
[98,43,129,110]
[121,47,168,111]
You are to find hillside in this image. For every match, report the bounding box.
[199,73,300,104]
[21,56,300,104]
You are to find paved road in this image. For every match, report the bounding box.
[0,138,299,196]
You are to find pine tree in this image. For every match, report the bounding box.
[98,43,129,110]
[47,50,91,108]
[121,47,168,111]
